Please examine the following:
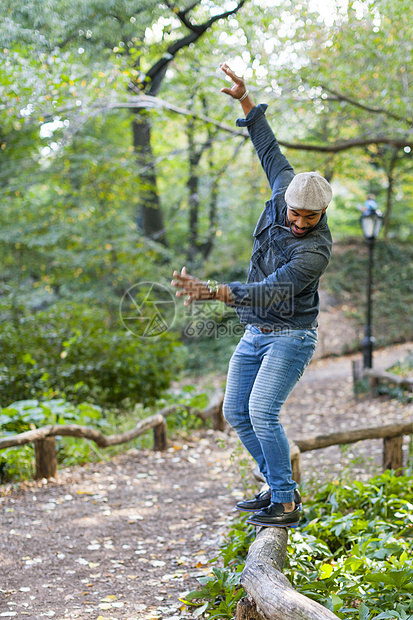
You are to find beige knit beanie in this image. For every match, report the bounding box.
[285,172,333,212]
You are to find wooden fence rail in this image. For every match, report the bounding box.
[1,392,412,480]
[291,421,413,483]
[0,394,225,479]
[2,387,412,620]
[363,368,413,392]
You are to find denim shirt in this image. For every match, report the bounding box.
[227,104,332,330]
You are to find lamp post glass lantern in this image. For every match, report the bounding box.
[361,203,384,239]
[360,199,383,368]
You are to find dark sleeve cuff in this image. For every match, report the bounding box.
[226,281,250,305]
[236,103,268,128]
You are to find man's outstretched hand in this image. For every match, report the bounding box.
[219,62,255,114]
[219,62,247,99]
[171,267,231,305]
[171,267,212,306]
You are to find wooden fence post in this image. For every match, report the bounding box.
[153,418,168,451]
[253,443,302,486]
[290,443,301,485]
[212,400,226,432]
[34,437,57,480]
[383,435,403,473]
[352,358,362,385]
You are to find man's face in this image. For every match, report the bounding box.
[286,206,326,237]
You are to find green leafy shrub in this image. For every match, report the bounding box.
[374,353,413,404]
[0,384,217,481]
[0,300,182,408]
[181,567,244,619]
[0,444,35,482]
[322,241,413,349]
[162,386,210,435]
[186,472,413,619]
[287,472,413,618]
[354,352,413,404]
[388,352,413,378]
[0,398,108,481]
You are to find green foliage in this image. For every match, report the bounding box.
[217,517,255,569]
[0,444,35,482]
[373,352,413,404]
[2,0,413,407]
[286,472,413,619]
[322,241,413,348]
[0,397,106,432]
[389,352,413,377]
[0,300,182,408]
[229,440,257,494]
[160,385,211,435]
[187,472,413,619]
[0,382,218,481]
[0,398,107,481]
[181,567,244,619]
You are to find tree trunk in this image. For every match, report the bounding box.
[383,148,399,239]
[187,113,200,263]
[132,112,167,244]
[235,596,266,620]
[290,443,302,484]
[201,97,218,259]
[128,0,246,245]
[212,399,225,432]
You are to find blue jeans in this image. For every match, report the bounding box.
[223,325,318,504]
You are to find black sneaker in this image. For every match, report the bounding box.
[236,488,302,512]
[246,502,301,528]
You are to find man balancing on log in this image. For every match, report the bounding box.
[171,63,333,528]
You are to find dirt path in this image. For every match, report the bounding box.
[1,342,412,620]
[1,431,242,620]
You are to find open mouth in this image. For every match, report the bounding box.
[292,225,308,235]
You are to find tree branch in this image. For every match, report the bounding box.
[99,95,248,136]
[279,136,413,152]
[164,0,203,23]
[143,0,247,95]
[36,93,413,154]
[97,96,413,152]
[321,84,413,127]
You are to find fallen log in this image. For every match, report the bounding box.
[237,527,340,620]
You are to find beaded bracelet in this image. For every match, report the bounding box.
[206,279,220,295]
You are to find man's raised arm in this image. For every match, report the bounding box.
[220,63,293,194]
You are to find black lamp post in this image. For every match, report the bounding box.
[360,200,383,368]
